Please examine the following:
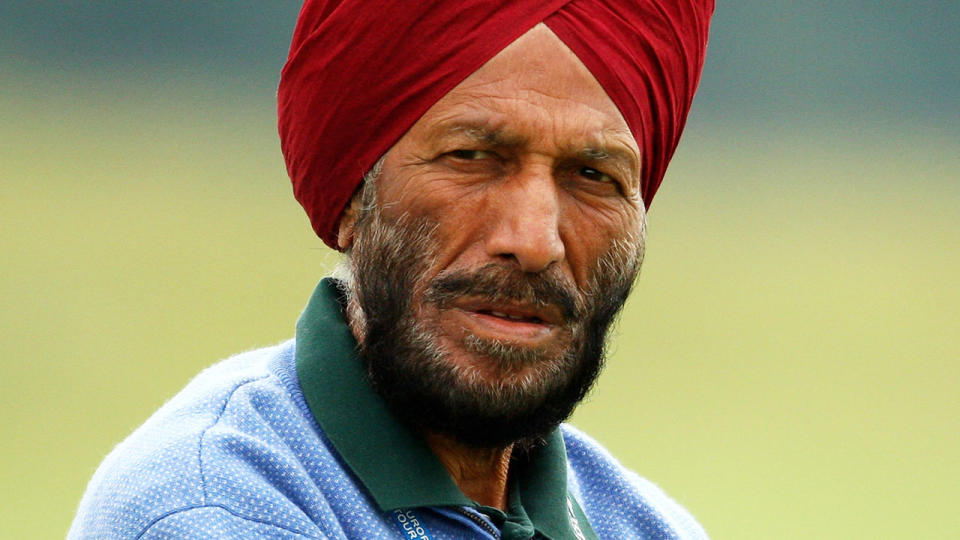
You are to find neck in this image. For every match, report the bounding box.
[422,431,513,510]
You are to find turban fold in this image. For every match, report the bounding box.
[279,0,714,249]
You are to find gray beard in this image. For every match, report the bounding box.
[342,208,643,449]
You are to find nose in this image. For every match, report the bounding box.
[484,167,565,273]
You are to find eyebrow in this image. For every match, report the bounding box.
[443,122,522,147]
[435,120,640,182]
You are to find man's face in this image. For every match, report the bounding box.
[344,24,645,447]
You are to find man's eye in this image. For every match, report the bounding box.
[449,149,491,160]
[579,167,615,183]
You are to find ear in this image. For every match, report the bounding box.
[336,193,363,250]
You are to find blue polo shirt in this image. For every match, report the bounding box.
[69,279,707,539]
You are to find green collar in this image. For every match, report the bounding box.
[295,278,596,540]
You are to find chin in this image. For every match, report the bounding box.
[360,315,601,449]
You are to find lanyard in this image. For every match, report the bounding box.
[390,507,500,539]
[390,508,434,540]
[389,499,587,539]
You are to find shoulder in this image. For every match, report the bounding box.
[561,424,708,540]
[69,340,330,539]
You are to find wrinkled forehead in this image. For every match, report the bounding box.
[448,24,632,130]
[399,24,640,182]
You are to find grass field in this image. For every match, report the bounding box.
[2,79,958,539]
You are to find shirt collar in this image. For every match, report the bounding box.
[295,278,596,540]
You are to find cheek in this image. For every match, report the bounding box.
[380,169,488,220]
[561,200,643,285]
[415,189,495,270]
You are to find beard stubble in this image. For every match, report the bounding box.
[345,208,642,449]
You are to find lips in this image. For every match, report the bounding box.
[482,310,543,323]
[454,298,563,326]
[441,297,564,344]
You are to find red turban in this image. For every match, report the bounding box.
[278,0,714,249]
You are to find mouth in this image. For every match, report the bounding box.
[443,298,564,343]
[476,309,544,324]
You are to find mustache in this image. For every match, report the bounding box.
[425,263,582,322]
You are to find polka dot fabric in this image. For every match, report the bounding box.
[69,340,707,539]
[563,426,708,539]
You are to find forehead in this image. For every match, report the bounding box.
[406,24,640,171]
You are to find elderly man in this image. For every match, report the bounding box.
[70,1,713,538]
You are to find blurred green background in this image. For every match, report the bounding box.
[2,2,957,538]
